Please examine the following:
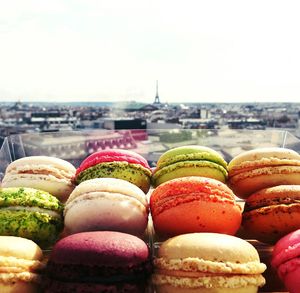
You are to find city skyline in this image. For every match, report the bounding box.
[1,1,300,103]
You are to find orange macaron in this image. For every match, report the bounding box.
[150,176,242,239]
[242,185,300,244]
[228,147,300,199]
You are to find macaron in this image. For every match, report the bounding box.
[272,229,300,293]
[242,185,300,244]
[0,187,64,248]
[75,149,152,193]
[228,147,300,199]
[0,236,45,293]
[44,231,152,292]
[64,178,149,236]
[150,176,242,238]
[151,145,228,187]
[153,232,266,293]
[1,156,76,202]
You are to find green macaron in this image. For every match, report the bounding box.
[152,145,228,187]
[0,187,64,248]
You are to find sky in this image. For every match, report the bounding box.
[1,0,300,104]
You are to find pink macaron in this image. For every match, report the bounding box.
[75,149,152,193]
[272,229,300,293]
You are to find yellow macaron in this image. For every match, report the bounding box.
[153,233,266,293]
[0,236,45,293]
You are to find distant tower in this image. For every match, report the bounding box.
[153,80,161,104]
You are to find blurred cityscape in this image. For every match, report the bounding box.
[1,97,300,140]
[1,93,300,172]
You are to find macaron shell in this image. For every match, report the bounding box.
[154,283,259,293]
[272,229,300,268]
[278,262,300,293]
[0,281,41,293]
[5,156,76,173]
[243,204,300,244]
[228,147,300,170]
[0,236,43,260]
[1,174,74,202]
[156,233,262,264]
[152,161,227,187]
[0,210,63,248]
[64,192,148,236]
[66,178,147,207]
[229,166,300,199]
[44,279,147,293]
[49,231,149,266]
[152,198,241,237]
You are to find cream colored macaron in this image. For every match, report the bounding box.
[0,236,45,293]
[228,147,300,199]
[64,178,149,236]
[153,233,266,293]
[1,156,76,202]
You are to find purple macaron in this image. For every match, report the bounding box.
[44,231,152,293]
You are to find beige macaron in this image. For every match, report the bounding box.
[64,178,149,236]
[1,156,76,202]
[0,236,45,293]
[153,233,266,293]
[228,147,300,199]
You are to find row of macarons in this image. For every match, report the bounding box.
[1,145,300,291]
[3,145,300,199]
[3,228,300,292]
[2,145,300,246]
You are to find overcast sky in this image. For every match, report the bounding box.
[1,0,300,104]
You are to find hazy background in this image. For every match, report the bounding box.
[1,0,300,103]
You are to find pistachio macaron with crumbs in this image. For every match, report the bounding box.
[0,187,63,248]
[75,149,152,193]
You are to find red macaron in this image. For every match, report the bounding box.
[44,231,152,292]
[75,149,152,193]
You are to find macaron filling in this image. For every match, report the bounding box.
[153,273,266,289]
[154,257,266,274]
[1,206,62,218]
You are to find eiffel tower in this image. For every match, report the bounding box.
[153,80,161,104]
